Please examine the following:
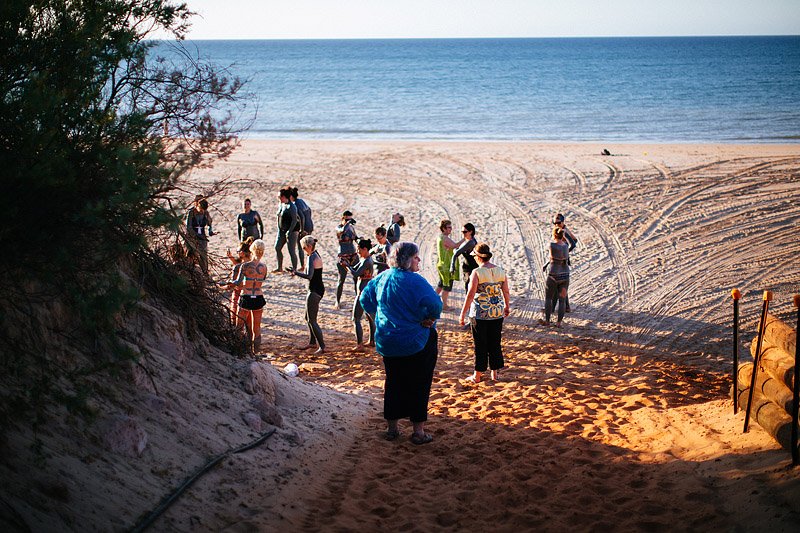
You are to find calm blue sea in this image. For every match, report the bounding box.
[162,37,800,143]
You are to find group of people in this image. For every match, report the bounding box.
[186,190,577,446]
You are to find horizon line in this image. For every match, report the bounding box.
[172,33,799,42]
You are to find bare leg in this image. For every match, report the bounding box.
[556,286,567,327]
[238,308,252,346]
[465,371,482,383]
[251,308,263,351]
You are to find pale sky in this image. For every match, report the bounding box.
[174,0,800,40]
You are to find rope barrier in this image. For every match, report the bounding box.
[744,290,772,433]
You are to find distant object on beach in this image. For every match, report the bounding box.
[601,148,611,156]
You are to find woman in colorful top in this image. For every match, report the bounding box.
[435,219,463,310]
[540,226,570,328]
[359,242,442,445]
[220,239,252,328]
[233,239,269,352]
[386,212,405,244]
[274,187,299,272]
[291,235,325,354]
[459,243,510,383]
[369,226,392,274]
[346,238,375,348]
[450,222,478,292]
[335,210,359,309]
[237,198,264,241]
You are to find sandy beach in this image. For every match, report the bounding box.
[5,140,799,532]
[180,140,800,531]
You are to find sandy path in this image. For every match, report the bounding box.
[189,141,800,530]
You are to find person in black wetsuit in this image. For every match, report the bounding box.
[186,197,215,275]
[386,212,405,245]
[335,210,359,309]
[550,213,577,313]
[540,226,570,328]
[370,226,392,274]
[346,238,376,349]
[450,223,478,292]
[290,187,314,270]
[237,198,264,241]
[292,235,325,354]
[274,187,299,272]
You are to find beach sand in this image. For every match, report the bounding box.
[7,140,797,532]
[166,140,800,531]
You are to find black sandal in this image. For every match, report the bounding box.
[410,432,433,445]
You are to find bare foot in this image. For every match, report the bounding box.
[464,372,482,383]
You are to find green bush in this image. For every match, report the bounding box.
[0,0,248,426]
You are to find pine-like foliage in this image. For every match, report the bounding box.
[0,1,248,425]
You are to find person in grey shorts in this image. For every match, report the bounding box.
[292,235,325,353]
[274,187,299,272]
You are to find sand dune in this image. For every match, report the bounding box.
[184,141,800,531]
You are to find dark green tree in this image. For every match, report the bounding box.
[0,0,247,422]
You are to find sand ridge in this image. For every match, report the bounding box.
[186,140,800,531]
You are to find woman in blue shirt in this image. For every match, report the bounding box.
[360,242,442,445]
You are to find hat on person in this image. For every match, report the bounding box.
[552,213,565,224]
[471,242,493,259]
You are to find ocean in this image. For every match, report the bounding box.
[161,36,800,143]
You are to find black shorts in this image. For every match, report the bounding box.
[239,295,266,310]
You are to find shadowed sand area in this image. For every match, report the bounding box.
[183,141,800,531]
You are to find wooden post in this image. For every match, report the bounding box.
[732,288,742,414]
[792,294,800,466]
[744,290,772,433]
